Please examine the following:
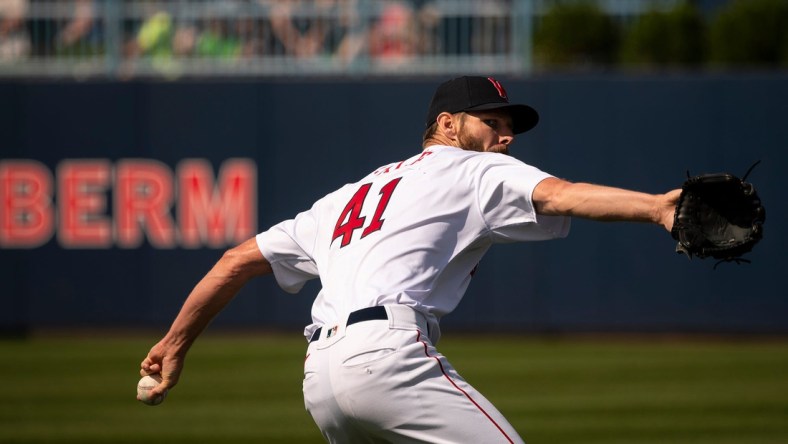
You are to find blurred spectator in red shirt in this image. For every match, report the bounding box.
[368,1,417,65]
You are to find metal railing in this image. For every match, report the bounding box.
[0,0,681,79]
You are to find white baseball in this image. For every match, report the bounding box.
[137,374,168,406]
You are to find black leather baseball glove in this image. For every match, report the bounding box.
[671,162,765,266]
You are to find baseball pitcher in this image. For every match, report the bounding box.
[139,76,698,443]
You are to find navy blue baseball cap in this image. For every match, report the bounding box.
[425,76,539,134]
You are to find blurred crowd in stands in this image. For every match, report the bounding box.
[0,0,29,59]
[0,0,512,71]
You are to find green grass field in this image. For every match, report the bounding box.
[1,332,786,443]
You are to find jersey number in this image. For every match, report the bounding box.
[332,177,402,247]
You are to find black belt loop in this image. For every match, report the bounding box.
[309,306,388,343]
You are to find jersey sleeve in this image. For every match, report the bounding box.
[255,208,319,294]
[476,157,571,242]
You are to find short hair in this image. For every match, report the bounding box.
[422,122,438,145]
[422,112,466,147]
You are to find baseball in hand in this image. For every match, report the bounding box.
[137,374,168,406]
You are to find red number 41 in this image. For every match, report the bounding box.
[332,177,402,248]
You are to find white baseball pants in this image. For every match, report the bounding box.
[303,305,525,443]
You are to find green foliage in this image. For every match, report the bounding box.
[708,0,788,67]
[620,3,705,68]
[534,1,620,68]
[533,0,788,70]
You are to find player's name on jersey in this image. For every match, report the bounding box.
[0,158,257,250]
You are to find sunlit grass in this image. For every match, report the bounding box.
[1,333,786,443]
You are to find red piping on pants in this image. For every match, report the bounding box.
[416,331,515,444]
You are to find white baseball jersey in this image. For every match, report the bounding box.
[256,144,570,340]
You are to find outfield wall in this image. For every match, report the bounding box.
[1,75,785,334]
